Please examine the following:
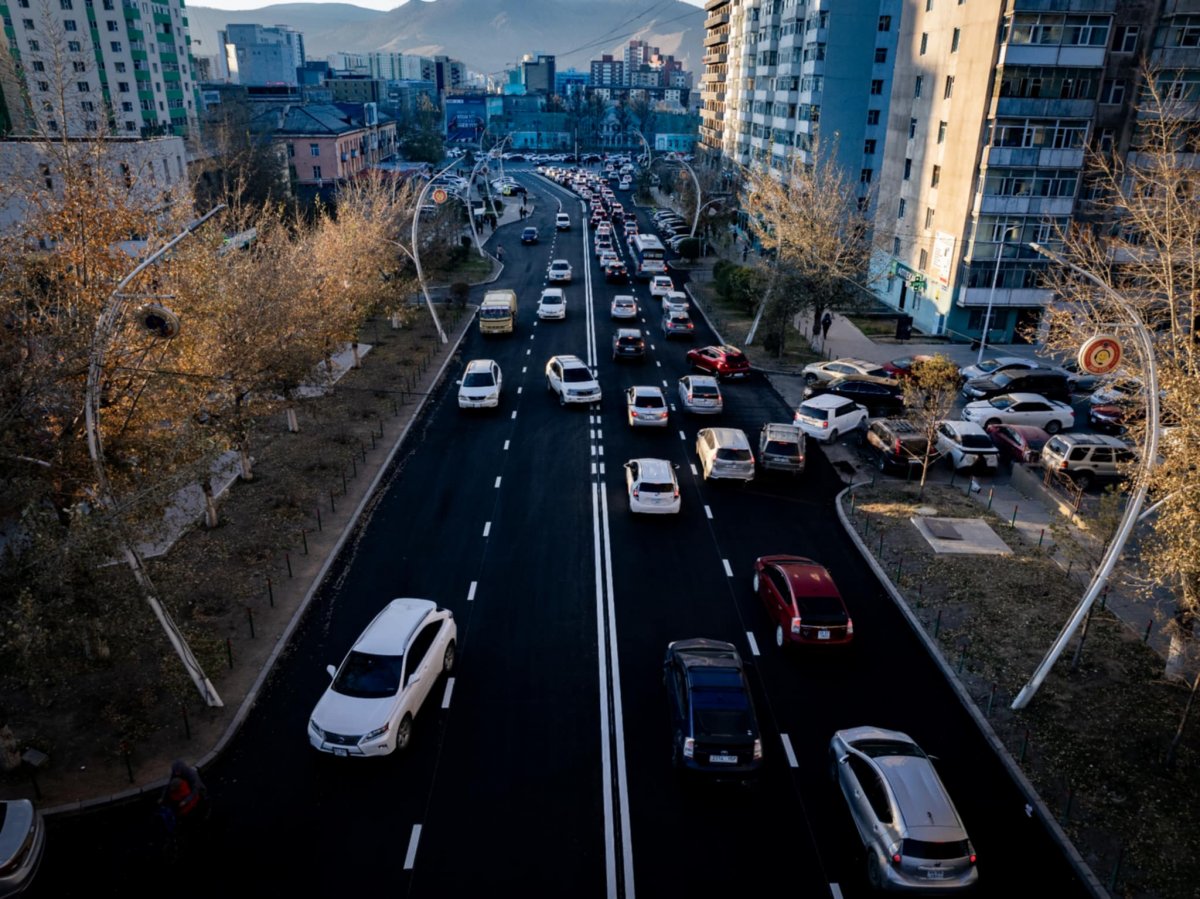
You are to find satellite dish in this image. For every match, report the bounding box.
[137,303,181,339]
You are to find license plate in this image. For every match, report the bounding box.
[333,748,348,757]
[925,869,946,880]
[818,629,831,640]
[710,753,738,764]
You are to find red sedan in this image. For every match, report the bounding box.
[985,424,1051,465]
[753,555,853,649]
[686,345,752,379]
[881,354,934,380]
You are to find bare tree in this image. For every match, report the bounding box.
[900,354,961,489]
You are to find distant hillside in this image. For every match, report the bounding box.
[187,0,705,78]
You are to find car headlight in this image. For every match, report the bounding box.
[362,723,390,742]
[683,737,695,759]
[309,720,325,740]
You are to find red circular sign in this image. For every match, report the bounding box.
[431,188,448,205]
[1078,334,1123,375]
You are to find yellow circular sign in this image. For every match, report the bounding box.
[431,188,448,205]
[1078,334,1123,375]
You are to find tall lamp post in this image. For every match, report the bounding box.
[1011,242,1162,710]
[85,205,226,707]
[976,223,1018,364]
[406,157,465,346]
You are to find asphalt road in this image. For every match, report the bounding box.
[36,168,1092,899]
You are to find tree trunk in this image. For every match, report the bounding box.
[351,341,362,369]
[1166,574,1197,681]
[202,480,218,528]
[238,444,254,481]
[1165,670,1200,768]
[285,406,300,434]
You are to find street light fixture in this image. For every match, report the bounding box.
[1011,242,1162,710]
[85,205,226,707]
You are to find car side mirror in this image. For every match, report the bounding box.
[407,673,421,688]
[456,380,462,386]
[326,664,337,679]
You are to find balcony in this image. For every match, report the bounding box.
[704,0,729,10]
[986,146,1085,169]
[995,97,1094,119]
[999,43,1106,69]
[705,11,729,29]
[703,50,727,65]
[956,285,1052,308]
[704,32,729,48]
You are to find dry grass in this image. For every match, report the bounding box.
[850,483,1200,899]
[688,279,820,372]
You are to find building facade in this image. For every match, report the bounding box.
[0,0,201,138]
[275,103,397,202]
[521,53,555,95]
[223,24,304,87]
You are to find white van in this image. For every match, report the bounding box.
[555,212,570,231]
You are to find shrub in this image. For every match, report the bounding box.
[448,282,470,307]
[677,237,702,261]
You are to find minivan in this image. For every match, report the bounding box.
[555,213,570,231]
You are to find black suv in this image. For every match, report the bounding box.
[804,377,906,417]
[864,418,930,472]
[962,368,1071,402]
[664,638,762,779]
[612,328,646,362]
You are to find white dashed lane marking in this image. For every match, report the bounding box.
[746,631,760,657]
[781,733,798,768]
[403,824,421,870]
[722,559,733,577]
[705,505,713,519]
[483,521,491,537]
[467,581,477,601]
[494,477,502,488]
[442,677,455,709]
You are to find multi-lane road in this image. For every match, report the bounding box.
[37,167,1093,898]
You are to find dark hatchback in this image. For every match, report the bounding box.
[520,226,539,244]
[664,639,763,779]
[803,376,906,417]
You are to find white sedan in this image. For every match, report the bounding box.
[537,288,567,320]
[961,392,1075,434]
[548,259,573,283]
[308,599,456,757]
[611,295,638,319]
[649,275,675,297]
[624,458,681,514]
[626,385,669,427]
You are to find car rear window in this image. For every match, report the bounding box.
[1045,436,1070,456]
[961,434,995,449]
[692,384,718,397]
[796,594,846,620]
[618,336,643,347]
[798,404,829,421]
[634,395,664,408]
[716,448,752,462]
[640,481,674,493]
[764,440,799,456]
[903,839,971,861]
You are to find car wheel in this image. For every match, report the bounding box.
[558,390,566,407]
[804,373,819,386]
[828,428,839,443]
[752,572,760,593]
[1045,419,1062,435]
[775,624,785,648]
[395,714,414,753]
[1075,470,1093,489]
[442,640,456,674]
[866,850,884,890]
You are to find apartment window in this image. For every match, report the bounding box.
[76,81,90,92]
[867,109,880,125]
[31,61,44,72]
[925,207,935,229]
[28,39,39,50]
[870,79,884,96]
[914,76,923,98]
[904,158,913,180]
[909,117,918,138]
[38,163,52,189]
[286,143,295,158]
[118,81,130,92]
[1099,80,1126,105]
[114,61,125,72]
[861,168,873,184]
[36,80,49,91]
[73,61,86,72]
[111,41,121,52]
[898,198,906,219]
[878,15,891,31]
[68,40,80,51]
[919,249,929,269]
[309,143,320,156]
[951,28,961,52]
[920,33,928,55]
[121,101,133,112]
[1096,127,1115,152]
[864,139,877,154]
[944,75,955,98]
[931,165,942,188]
[60,0,72,8]
[107,19,118,31]
[18,0,29,6]
[937,121,947,143]
[1112,24,1138,53]
[81,100,94,111]
[103,0,113,8]
[874,47,887,63]
[312,165,322,179]
[22,18,34,28]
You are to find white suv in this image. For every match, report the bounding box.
[308,599,456,757]
[546,355,602,406]
[793,394,868,443]
[537,288,566,320]
[649,275,675,297]
[695,427,755,481]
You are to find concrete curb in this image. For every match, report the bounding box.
[834,484,1109,899]
[43,309,480,817]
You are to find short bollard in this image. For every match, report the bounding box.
[871,470,877,487]
[949,470,956,489]
[360,440,367,463]
[1019,728,1030,763]
[181,704,191,740]
[370,432,376,450]
[226,637,234,669]
[849,492,856,515]
[1066,560,1074,578]
[266,576,274,608]
[933,609,942,637]
[246,606,256,639]
[986,683,997,717]
[1038,528,1045,548]
[351,456,357,478]
[342,471,348,494]
[1100,586,1109,610]
[330,489,337,513]
[392,397,398,416]
[301,529,309,555]
[1144,619,1153,643]
[863,516,871,539]
[286,552,293,578]
[121,741,134,784]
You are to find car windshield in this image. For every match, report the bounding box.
[992,372,1016,387]
[462,372,494,387]
[850,738,925,759]
[541,296,562,306]
[961,433,995,449]
[689,670,754,735]
[562,367,594,383]
[331,651,404,699]
[977,359,1002,373]
[865,367,889,378]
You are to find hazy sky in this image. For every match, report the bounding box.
[191,0,705,12]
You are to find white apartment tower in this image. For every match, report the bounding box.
[222,23,304,87]
[0,0,200,138]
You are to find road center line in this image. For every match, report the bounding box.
[482,521,491,537]
[403,824,421,870]
[504,440,510,451]
[829,885,844,899]
[467,581,477,601]
[781,733,798,768]
[441,677,455,709]
[678,430,686,440]
[494,476,502,488]
[704,505,713,519]
[511,411,517,420]
[746,631,760,657]
[722,559,733,577]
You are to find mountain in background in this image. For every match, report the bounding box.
[187,0,706,78]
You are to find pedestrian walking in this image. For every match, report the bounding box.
[741,244,749,263]
[821,311,833,343]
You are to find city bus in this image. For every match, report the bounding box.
[629,234,667,279]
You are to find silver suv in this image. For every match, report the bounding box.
[831,726,978,891]
[1040,433,1134,489]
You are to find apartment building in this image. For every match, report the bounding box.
[872,0,1182,343]
[0,0,200,138]
[222,24,304,87]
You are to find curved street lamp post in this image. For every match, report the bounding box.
[85,205,226,707]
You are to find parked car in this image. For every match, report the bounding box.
[520,226,539,244]
[961,392,1075,433]
[1089,375,1144,407]
[1088,401,1138,434]
[456,359,502,410]
[803,377,906,417]
[753,555,852,648]
[612,328,646,362]
[935,420,999,471]
[624,458,680,514]
[961,368,1072,402]
[793,394,868,444]
[547,259,573,283]
[536,288,567,320]
[986,424,1051,465]
[802,357,897,386]
[1040,433,1135,489]
[958,354,1042,382]
[610,295,638,320]
[545,354,602,406]
[758,423,806,475]
[881,354,935,380]
[677,375,723,414]
[695,427,755,481]
[625,385,669,428]
[831,726,978,891]
[308,599,457,757]
[686,345,752,380]
[664,639,762,778]
[662,310,695,339]
[864,418,930,472]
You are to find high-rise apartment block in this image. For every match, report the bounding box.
[0,0,200,138]
[222,24,304,87]
[591,55,624,88]
[521,53,555,95]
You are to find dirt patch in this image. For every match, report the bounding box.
[848,483,1199,899]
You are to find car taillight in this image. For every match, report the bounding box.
[674,486,680,498]
[687,393,694,402]
[632,488,639,498]
[790,617,802,634]
[969,852,977,865]
[820,420,829,429]
[1060,460,1068,469]
[892,852,902,866]
[846,617,854,636]
[753,738,763,760]
[894,438,902,454]
[683,737,694,759]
